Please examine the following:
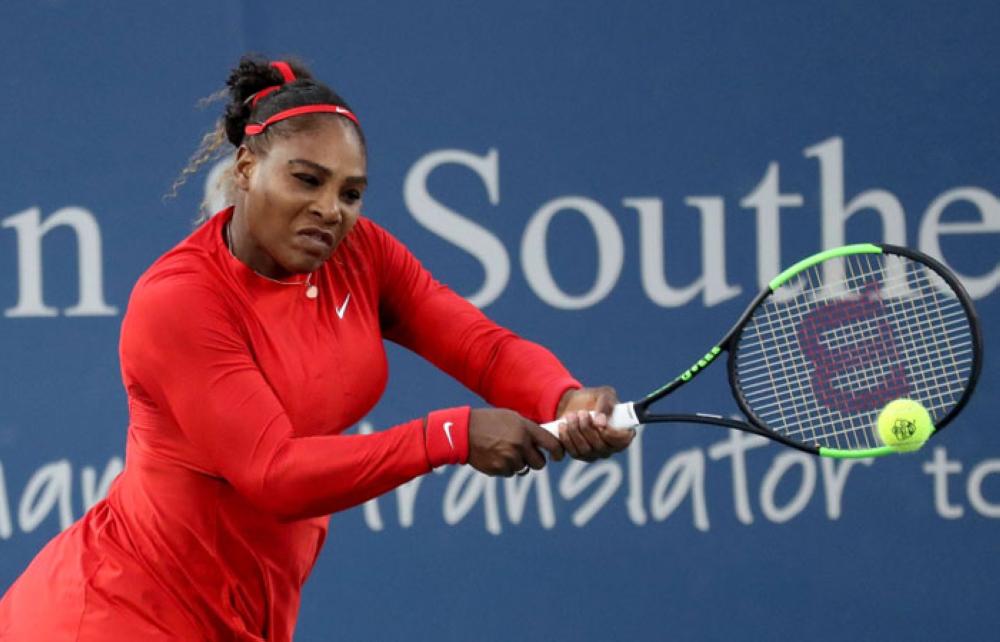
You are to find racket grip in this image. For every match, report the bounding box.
[540,402,639,437]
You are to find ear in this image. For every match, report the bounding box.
[233,145,257,192]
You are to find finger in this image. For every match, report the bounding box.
[521,443,547,470]
[502,455,525,477]
[558,422,581,459]
[562,411,593,458]
[599,425,637,450]
[524,421,565,461]
[576,410,610,455]
[581,410,621,459]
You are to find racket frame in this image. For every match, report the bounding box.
[629,243,983,459]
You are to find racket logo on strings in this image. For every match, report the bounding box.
[797,280,910,414]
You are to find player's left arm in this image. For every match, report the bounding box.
[371,222,634,459]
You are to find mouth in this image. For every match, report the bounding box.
[296,227,337,254]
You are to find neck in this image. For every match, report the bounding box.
[226,210,292,280]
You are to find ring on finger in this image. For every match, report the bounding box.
[516,465,530,476]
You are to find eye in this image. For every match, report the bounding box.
[343,189,363,204]
[294,173,320,187]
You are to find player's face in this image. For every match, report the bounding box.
[234,117,367,279]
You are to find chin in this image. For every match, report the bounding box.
[289,251,331,274]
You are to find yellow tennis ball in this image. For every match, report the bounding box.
[876,399,934,452]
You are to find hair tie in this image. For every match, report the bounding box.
[247,60,298,108]
[269,61,296,83]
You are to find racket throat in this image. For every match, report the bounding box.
[611,401,641,429]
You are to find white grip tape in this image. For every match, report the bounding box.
[540,402,639,437]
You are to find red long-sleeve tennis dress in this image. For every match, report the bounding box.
[0,207,579,641]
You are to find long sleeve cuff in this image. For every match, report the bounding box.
[424,406,471,467]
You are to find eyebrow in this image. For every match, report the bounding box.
[288,159,367,185]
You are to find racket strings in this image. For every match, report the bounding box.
[808,257,961,444]
[784,260,964,446]
[734,253,975,451]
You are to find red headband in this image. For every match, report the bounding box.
[244,60,361,136]
[244,104,361,136]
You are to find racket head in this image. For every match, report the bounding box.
[728,244,982,458]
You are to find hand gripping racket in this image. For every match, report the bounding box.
[542,244,983,458]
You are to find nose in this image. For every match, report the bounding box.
[311,197,342,224]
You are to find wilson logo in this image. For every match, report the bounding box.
[680,346,722,381]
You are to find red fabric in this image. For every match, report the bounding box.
[270,61,296,83]
[424,406,471,466]
[249,62,296,108]
[249,85,282,108]
[248,61,297,108]
[0,207,580,641]
[245,104,360,136]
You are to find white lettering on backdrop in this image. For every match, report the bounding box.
[2,207,117,317]
[405,136,999,306]
[0,457,121,538]
[2,135,996,316]
[3,438,999,542]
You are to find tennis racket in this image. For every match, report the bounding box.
[542,244,982,458]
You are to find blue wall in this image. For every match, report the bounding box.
[1,1,998,639]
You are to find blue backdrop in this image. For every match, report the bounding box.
[1,1,998,640]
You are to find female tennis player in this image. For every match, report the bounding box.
[0,56,634,640]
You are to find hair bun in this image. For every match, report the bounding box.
[222,55,312,145]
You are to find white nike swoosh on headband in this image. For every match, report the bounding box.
[443,421,454,449]
[335,293,351,319]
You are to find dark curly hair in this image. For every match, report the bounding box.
[168,54,364,221]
